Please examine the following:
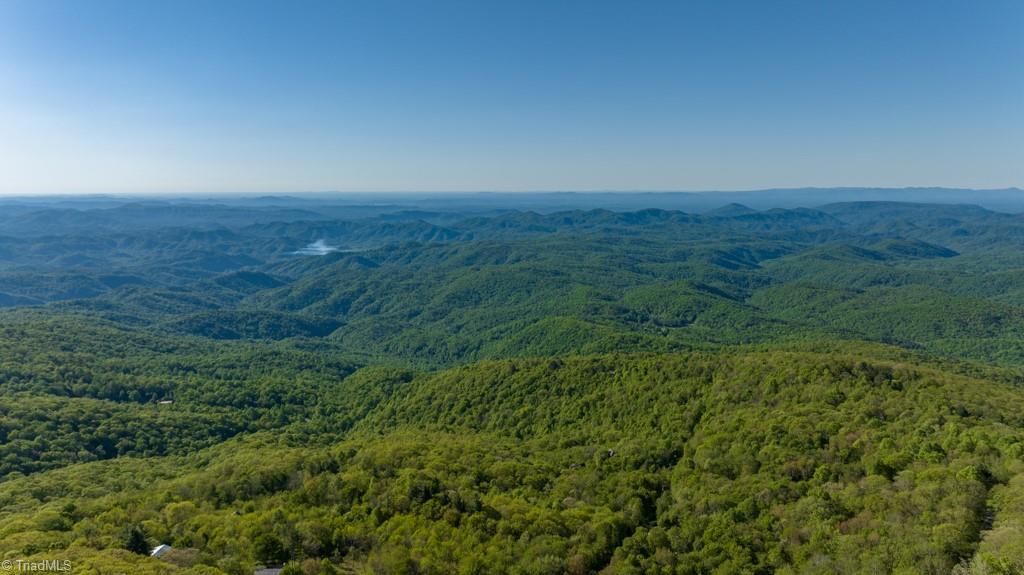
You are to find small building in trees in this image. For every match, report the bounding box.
[150,544,172,558]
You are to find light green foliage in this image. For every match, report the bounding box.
[1,201,1024,572]
[2,352,1024,573]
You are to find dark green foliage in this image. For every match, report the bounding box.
[165,310,340,340]
[2,199,1024,573]
[253,533,290,564]
[121,524,150,555]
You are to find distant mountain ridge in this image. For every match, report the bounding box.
[3,187,1023,215]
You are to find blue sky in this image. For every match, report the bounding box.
[0,0,1021,193]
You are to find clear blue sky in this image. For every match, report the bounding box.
[0,0,1021,193]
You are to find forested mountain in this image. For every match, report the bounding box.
[2,194,1024,574]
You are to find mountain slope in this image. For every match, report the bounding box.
[2,350,1023,573]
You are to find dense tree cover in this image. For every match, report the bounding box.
[3,201,1024,367]
[2,200,1024,572]
[165,311,341,340]
[0,393,243,476]
[0,314,368,477]
[1,352,1024,573]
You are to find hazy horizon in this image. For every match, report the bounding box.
[0,185,1023,199]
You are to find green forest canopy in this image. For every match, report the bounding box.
[1,197,1024,574]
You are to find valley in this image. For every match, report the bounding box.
[1,194,1024,573]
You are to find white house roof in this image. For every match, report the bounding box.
[150,544,172,557]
